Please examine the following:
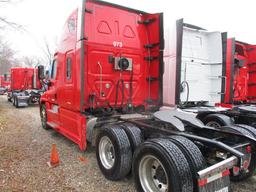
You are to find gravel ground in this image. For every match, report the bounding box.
[0,95,255,192]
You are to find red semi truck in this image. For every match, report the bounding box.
[0,74,10,94]
[39,1,256,192]
[8,67,44,107]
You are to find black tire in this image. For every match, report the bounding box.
[225,126,256,181]
[223,125,253,137]
[14,96,19,108]
[202,114,233,128]
[120,123,143,153]
[133,138,193,192]
[96,126,132,181]
[168,136,206,192]
[12,96,16,106]
[40,104,51,130]
[236,124,256,138]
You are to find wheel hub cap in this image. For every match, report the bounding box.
[99,136,115,169]
[139,155,168,192]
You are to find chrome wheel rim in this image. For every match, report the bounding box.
[139,155,168,192]
[206,121,221,128]
[99,136,115,169]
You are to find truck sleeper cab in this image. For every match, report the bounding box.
[40,1,256,192]
[8,67,43,108]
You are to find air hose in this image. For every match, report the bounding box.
[179,81,190,108]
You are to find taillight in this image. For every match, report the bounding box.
[246,145,251,153]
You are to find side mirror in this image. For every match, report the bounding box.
[38,65,45,80]
[3,74,7,81]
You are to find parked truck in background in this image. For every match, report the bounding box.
[0,74,10,95]
[163,19,256,129]
[39,1,256,192]
[8,67,44,108]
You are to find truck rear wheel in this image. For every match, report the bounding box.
[203,114,233,128]
[120,123,143,153]
[236,124,256,138]
[40,104,50,130]
[133,138,193,192]
[96,126,132,181]
[169,136,206,191]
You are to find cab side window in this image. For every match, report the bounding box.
[66,57,72,80]
[51,60,58,79]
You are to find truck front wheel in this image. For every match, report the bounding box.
[40,104,50,130]
[14,96,19,108]
[96,126,132,181]
[12,96,16,106]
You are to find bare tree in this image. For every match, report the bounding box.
[41,38,55,68]
[0,36,21,74]
[21,56,42,68]
[0,0,25,31]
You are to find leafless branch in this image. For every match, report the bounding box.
[0,17,26,31]
[42,38,54,67]
[0,36,21,74]
[0,0,26,31]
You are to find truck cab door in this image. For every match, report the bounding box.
[59,51,75,109]
[47,59,59,104]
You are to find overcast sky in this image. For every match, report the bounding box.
[0,0,255,61]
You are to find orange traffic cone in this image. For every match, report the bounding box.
[47,144,60,167]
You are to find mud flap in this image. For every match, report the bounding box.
[198,172,230,192]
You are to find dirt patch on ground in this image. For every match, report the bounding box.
[0,95,255,191]
[0,96,134,192]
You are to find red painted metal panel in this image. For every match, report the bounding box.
[11,68,34,90]
[233,42,249,103]
[224,38,234,103]
[10,68,42,91]
[245,44,256,102]
[59,107,87,151]
[224,39,256,104]
[83,1,162,110]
